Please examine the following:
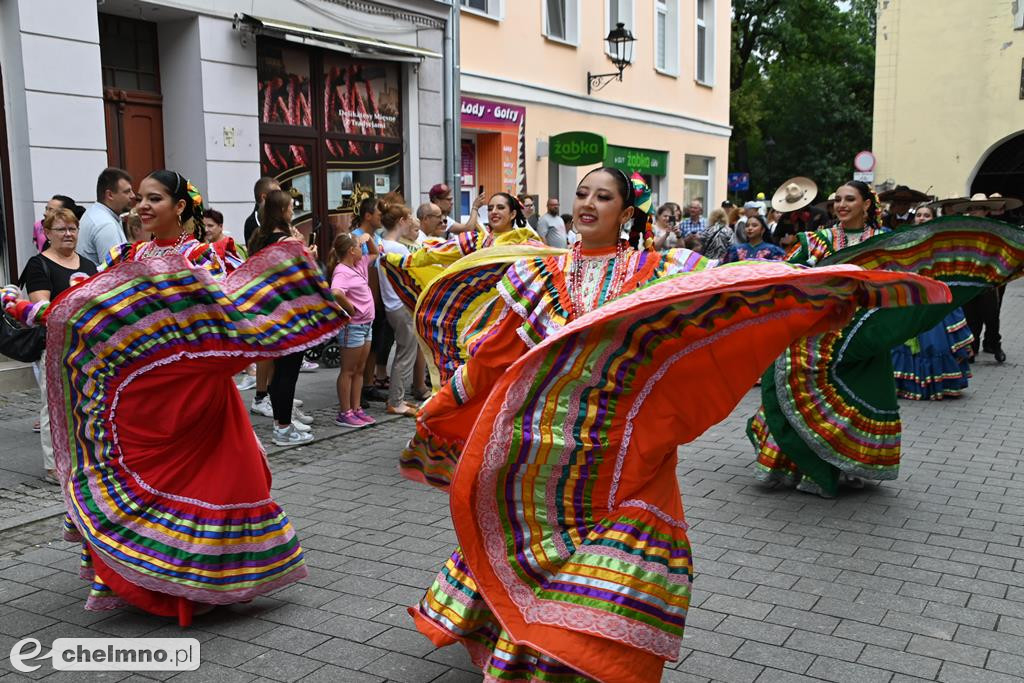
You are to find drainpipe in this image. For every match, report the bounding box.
[443,0,461,195]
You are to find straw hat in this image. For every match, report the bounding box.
[878,185,931,203]
[771,177,817,212]
[927,194,966,213]
[989,193,1023,211]
[945,193,1008,215]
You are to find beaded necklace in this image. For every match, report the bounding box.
[136,231,190,260]
[568,240,630,318]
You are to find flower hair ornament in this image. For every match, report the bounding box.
[629,172,655,249]
[868,188,884,229]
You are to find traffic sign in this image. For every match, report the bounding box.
[854,151,876,172]
[853,171,875,183]
[728,172,750,191]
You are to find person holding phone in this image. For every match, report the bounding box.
[652,202,683,249]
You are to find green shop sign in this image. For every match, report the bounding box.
[550,131,607,166]
[605,145,668,175]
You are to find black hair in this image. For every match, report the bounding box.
[490,192,527,228]
[145,170,204,240]
[358,197,380,223]
[745,214,773,244]
[52,194,85,220]
[579,166,649,249]
[838,180,881,229]
[96,167,132,203]
[203,208,224,225]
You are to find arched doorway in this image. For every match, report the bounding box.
[970,130,1024,198]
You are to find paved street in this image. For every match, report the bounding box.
[0,281,1022,682]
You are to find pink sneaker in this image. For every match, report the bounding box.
[334,410,362,429]
[353,408,376,426]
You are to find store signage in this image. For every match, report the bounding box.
[549,132,607,166]
[460,96,526,127]
[605,145,668,175]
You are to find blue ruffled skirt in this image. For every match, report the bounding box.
[892,308,973,400]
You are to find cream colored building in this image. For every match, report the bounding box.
[455,0,730,216]
[872,1,1024,199]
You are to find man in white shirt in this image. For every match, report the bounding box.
[537,198,567,248]
[78,167,134,265]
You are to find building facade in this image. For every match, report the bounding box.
[872,1,1024,199]
[0,0,457,281]
[455,0,731,219]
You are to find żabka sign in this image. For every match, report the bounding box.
[550,132,607,166]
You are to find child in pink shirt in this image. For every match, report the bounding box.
[329,232,378,428]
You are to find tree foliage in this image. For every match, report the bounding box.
[729,0,876,200]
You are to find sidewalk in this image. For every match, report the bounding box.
[0,281,1022,682]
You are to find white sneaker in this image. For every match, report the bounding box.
[293,398,304,408]
[235,375,257,391]
[272,424,313,446]
[250,396,274,417]
[291,420,312,433]
[300,360,319,372]
[293,407,314,425]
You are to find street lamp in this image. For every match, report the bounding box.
[764,137,776,188]
[587,23,636,94]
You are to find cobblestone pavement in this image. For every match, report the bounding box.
[0,282,1021,682]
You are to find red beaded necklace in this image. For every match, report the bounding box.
[568,240,630,318]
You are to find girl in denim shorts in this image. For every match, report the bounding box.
[329,232,378,428]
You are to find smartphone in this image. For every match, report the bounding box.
[309,230,318,247]
[478,184,484,196]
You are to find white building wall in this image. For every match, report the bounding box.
[1,0,107,280]
[0,0,452,267]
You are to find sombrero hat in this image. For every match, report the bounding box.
[927,194,966,213]
[946,193,1008,215]
[878,185,931,203]
[771,177,817,213]
[990,193,1023,211]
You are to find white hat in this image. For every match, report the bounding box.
[771,177,818,213]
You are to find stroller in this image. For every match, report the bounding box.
[304,338,341,368]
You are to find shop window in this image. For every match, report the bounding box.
[461,0,504,20]
[544,0,579,45]
[606,0,634,61]
[695,0,715,85]
[257,44,312,127]
[684,155,713,207]
[655,0,679,76]
[257,40,404,243]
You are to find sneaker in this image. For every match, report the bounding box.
[353,408,376,426]
[293,407,314,425]
[272,424,313,446]
[300,360,319,373]
[293,398,304,408]
[334,410,363,428]
[250,396,274,417]
[386,404,417,417]
[291,420,312,433]
[235,375,257,391]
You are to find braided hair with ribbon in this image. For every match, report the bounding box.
[146,170,207,241]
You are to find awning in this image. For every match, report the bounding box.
[233,14,441,63]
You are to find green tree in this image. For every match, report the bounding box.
[730,0,876,200]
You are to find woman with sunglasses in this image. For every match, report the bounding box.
[403,168,947,682]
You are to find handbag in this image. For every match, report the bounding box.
[0,256,53,363]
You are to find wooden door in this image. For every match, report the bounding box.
[104,88,164,181]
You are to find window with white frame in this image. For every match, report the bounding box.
[683,155,714,208]
[695,0,715,85]
[460,0,503,20]
[1015,0,1024,29]
[655,0,679,75]
[606,0,635,61]
[544,0,579,44]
